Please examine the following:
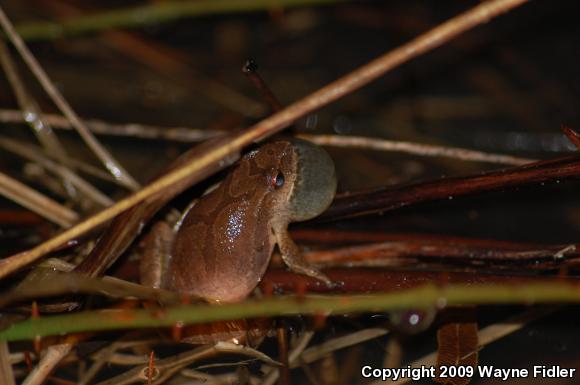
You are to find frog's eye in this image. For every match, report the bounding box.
[271,172,285,189]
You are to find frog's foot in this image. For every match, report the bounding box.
[275,227,333,287]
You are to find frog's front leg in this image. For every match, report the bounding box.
[272,223,332,286]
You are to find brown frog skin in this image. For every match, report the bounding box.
[140,138,337,303]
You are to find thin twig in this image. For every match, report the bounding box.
[317,154,580,223]
[0,0,530,281]
[92,352,149,366]
[79,334,153,385]
[0,108,532,166]
[276,326,290,385]
[562,125,580,150]
[79,346,115,385]
[302,240,580,266]
[22,301,141,385]
[242,59,283,112]
[297,328,389,366]
[0,37,85,207]
[0,6,140,190]
[0,171,78,227]
[0,341,16,385]
[22,343,73,385]
[0,109,130,184]
[67,158,124,185]
[0,259,182,308]
[93,342,277,385]
[0,40,71,171]
[301,134,535,165]
[260,331,315,385]
[0,136,113,208]
[0,109,223,142]
[180,369,241,384]
[263,269,580,295]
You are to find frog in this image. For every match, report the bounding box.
[138,137,337,303]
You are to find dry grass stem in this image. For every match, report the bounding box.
[260,331,315,385]
[0,136,113,208]
[80,343,126,385]
[67,158,123,185]
[301,134,535,165]
[0,258,183,309]
[298,328,389,366]
[0,341,16,385]
[0,6,140,190]
[0,108,531,166]
[22,343,73,385]
[95,353,149,366]
[179,368,240,384]
[0,109,224,142]
[80,335,163,385]
[93,342,276,385]
[0,40,71,171]
[0,171,78,227]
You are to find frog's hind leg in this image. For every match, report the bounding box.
[273,224,332,286]
[140,200,197,288]
[139,221,175,289]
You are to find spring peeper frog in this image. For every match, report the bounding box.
[139,138,337,303]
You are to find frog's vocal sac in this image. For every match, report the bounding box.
[140,138,337,303]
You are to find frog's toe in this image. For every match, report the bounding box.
[307,268,334,288]
[320,273,332,286]
[321,274,340,289]
[324,277,342,289]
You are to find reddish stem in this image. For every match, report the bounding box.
[261,268,580,294]
[316,154,580,222]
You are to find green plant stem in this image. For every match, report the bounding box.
[2,282,580,341]
[15,0,347,41]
